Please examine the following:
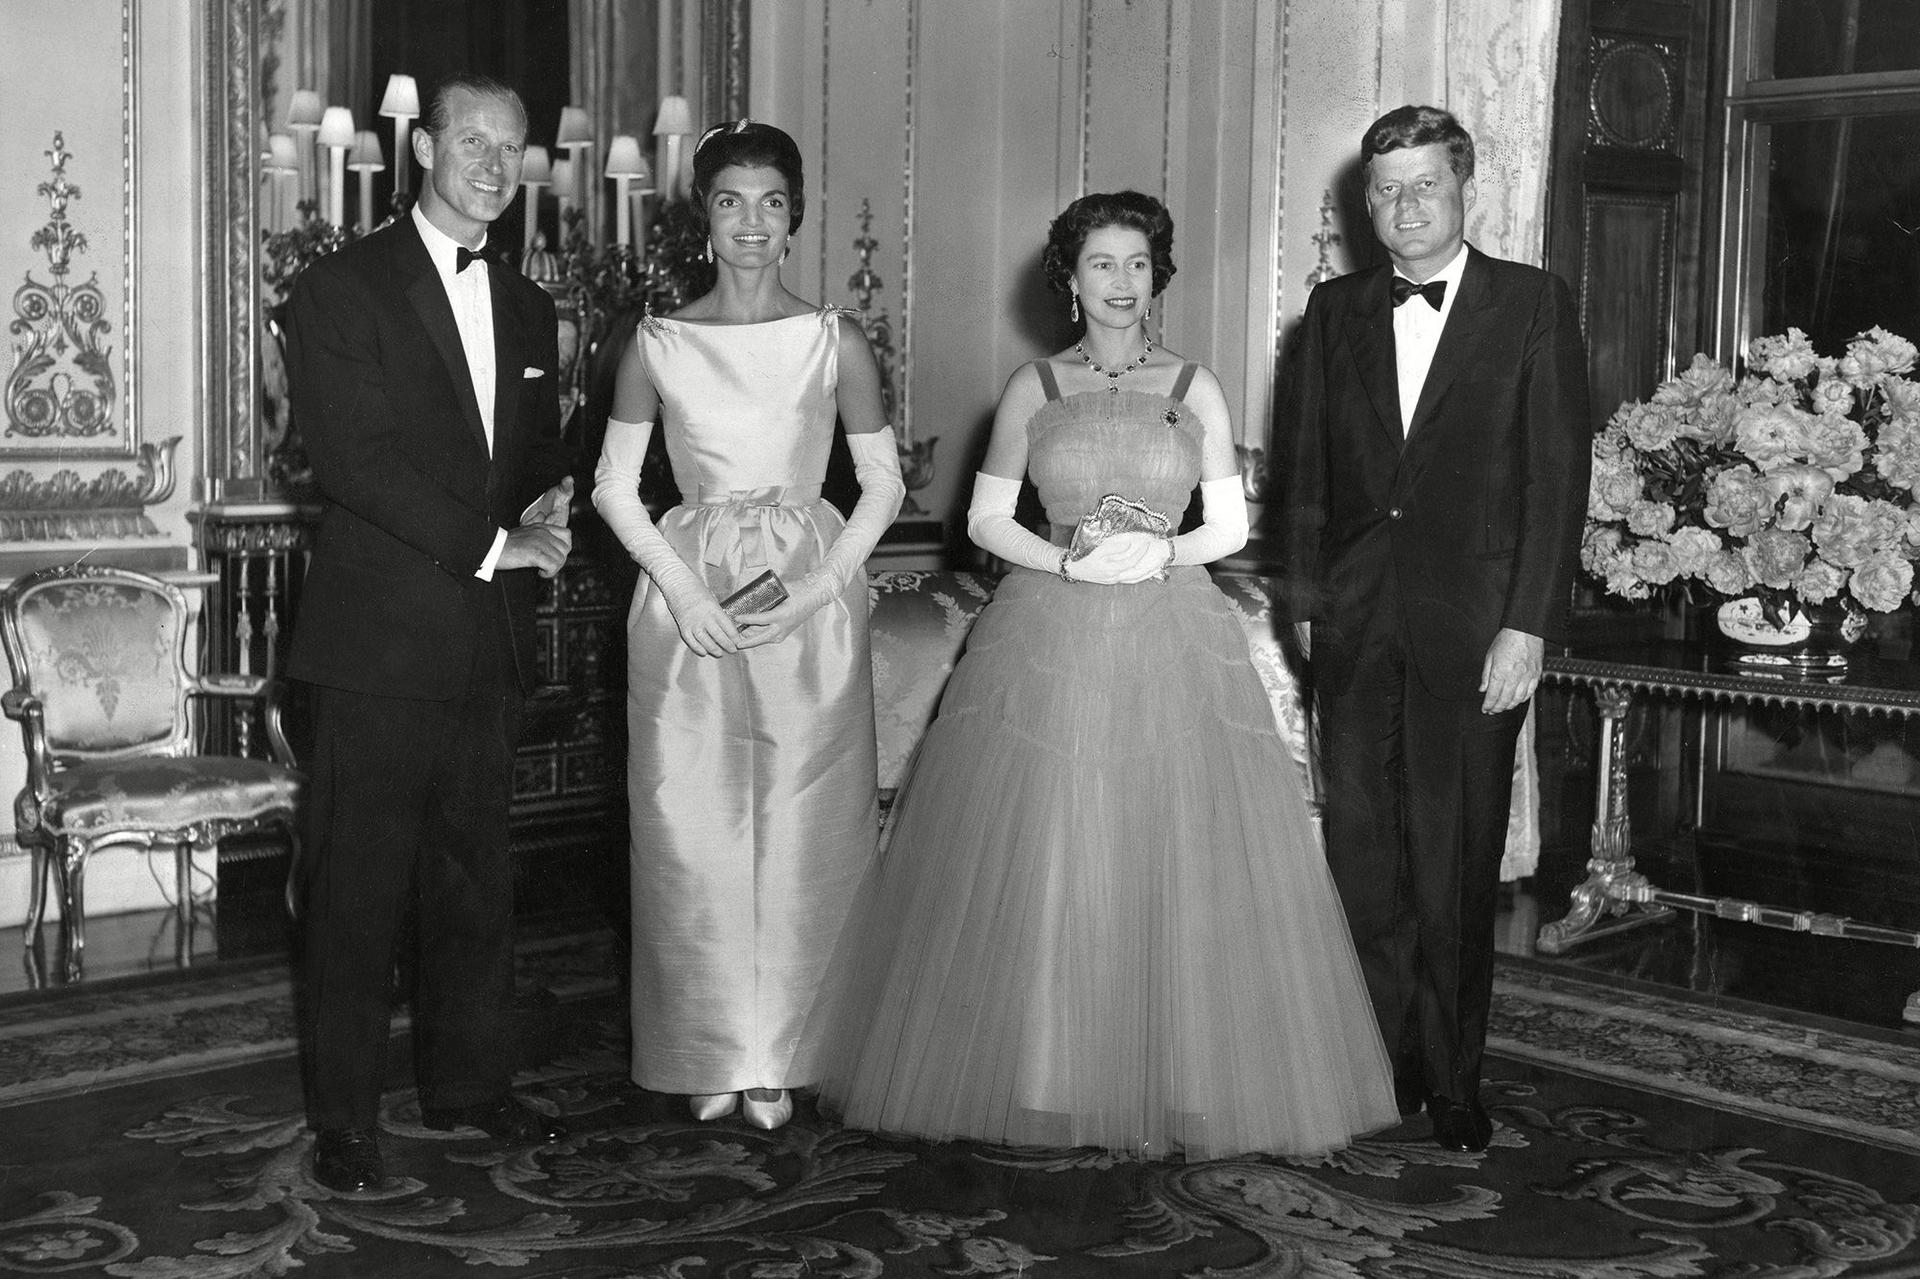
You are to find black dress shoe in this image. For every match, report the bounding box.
[422,1097,568,1144]
[1428,1096,1493,1152]
[313,1128,386,1192]
[1392,1073,1427,1119]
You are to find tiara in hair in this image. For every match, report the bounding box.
[694,118,754,154]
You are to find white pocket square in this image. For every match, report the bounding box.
[523,366,545,379]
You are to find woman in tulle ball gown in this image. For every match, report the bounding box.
[591,121,904,1132]
[811,191,1398,1161]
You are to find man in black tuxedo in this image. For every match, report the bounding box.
[1279,106,1590,1151]
[285,73,576,1192]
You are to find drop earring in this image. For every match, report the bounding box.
[1145,305,1152,323]
[704,239,714,263]
[1071,294,1080,324]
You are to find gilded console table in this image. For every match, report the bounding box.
[1538,641,1920,1022]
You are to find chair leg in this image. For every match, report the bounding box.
[175,840,199,967]
[23,839,46,946]
[176,841,194,933]
[61,842,86,959]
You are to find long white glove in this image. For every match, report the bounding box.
[966,472,1068,575]
[966,472,1168,584]
[592,417,739,657]
[1168,475,1250,566]
[786,427,906,614]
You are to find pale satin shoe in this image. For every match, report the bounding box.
[689,1092,739,1121]
[741,1088,793,1130]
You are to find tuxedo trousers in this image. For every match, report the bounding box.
[1316,603,1524,1106]
[297,603,524,1132]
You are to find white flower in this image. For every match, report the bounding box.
[1839,326,1918,387]
[1851,551,1915,612]
[1748,327,1820,382]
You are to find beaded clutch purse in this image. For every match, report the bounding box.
[721,569,788,619]
[1067,493,1172,561]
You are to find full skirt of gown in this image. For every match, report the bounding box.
[811,563,1398,1161]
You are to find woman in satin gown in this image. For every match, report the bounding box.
[591,121,904,1132]
[812,192,1398,1161]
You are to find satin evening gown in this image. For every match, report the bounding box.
[812,362,1398,1161]
[620,310,877,1095]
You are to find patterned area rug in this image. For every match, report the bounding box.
[2,936,1918,1277]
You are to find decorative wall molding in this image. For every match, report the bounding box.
[1588,33,1680,154]
[204,0,263,499]
[7,134,118,447]
[0,437,179,540]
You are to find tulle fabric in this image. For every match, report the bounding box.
[810,565,1399,1161]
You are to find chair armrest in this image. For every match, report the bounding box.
[191,673,301,769]
[195,672,270,699]
[0,689,54,803]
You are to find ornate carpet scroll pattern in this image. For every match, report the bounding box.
[2,946,1917,1276]
[1490,962,1920,1155]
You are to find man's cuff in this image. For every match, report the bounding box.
[474,527,508,581]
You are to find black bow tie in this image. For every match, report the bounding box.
[455,244,499,273]
[1390,276,1447,310]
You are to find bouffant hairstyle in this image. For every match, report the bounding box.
[1040,191,1177,298]
[689,120,807,235]
[1360,105,1475,181]
[421,73,527,136]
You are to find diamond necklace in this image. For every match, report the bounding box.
[1075,339,1153,394]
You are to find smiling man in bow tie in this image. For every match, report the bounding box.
[1278,105,1591,1152]
[284,72,577,1193]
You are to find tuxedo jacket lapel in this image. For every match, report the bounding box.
[1407,247,1496,437]
[488,268,525,461]
[395,225,489,457]
[1344,270,1404,451]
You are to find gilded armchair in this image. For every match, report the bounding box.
[0,564,302,971]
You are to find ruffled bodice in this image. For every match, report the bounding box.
[1026,388,1205,535]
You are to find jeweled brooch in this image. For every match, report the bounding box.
[1163,407,1181,427]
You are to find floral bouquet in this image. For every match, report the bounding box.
[1583,326,1920,628]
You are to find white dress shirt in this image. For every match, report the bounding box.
[410,206,508,578]
[1391,243,1469,437]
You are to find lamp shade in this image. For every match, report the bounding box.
[550,158,575,194]
[286,89,325,132]
[378,73,420,119]
[604,134,650,180]
[265,133,300,173]
[519,145,552,185]
[347,130,386,172]
[317,106,356,149]
[555,106,592,149]
[653,95,694,136]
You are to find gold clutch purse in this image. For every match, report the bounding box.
[1068,493,1172,561]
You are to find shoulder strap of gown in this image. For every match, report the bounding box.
[1034,359,1062,402]
[1170,361,1198,402]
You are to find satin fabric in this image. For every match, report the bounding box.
[624,312,878,1094]
[812,369,1398,1160]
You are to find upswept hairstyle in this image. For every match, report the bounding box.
[1040,190,1177,297]
[421,73,527,135]
[689,120,807,234]
[1359,105,1475,181]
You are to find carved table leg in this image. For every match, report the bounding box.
[1538,682,1674,953]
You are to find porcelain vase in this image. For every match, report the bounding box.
[1713,596,1867,673]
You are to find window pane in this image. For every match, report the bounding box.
[1760,0,1920,79]
[1758,112,1920,352]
